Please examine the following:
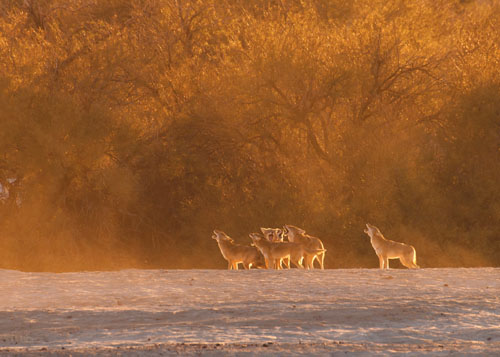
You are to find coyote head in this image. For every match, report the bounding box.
[249,232,263,242]
[283,224,306,242]
[364,223,381,238]
[249,232,267,247]
[212,230,234,243]
[260,227,284,242]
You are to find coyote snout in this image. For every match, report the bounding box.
[364,223,419,269]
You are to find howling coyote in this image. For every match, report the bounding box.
[212,230,264,270]
[364,223,419,269]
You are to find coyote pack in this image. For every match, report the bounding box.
[364,223,419,269]
[249,232,325,269]
[212,225,326,270]
[213,223,419,270]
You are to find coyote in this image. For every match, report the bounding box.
[283,225,326,269]
[260,227,286,268]
[260,227,285,242]
[212,230,265,270]
[249,233,325,269]
[364,223,419,269]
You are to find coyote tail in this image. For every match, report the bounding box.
[305,247,326,255]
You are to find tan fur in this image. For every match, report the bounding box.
[250,233,292,269]
[260,227,284,242]
[364,223,419,269]
[249,233,325,270]
[212,230,265,270]
[260,228,286,267]
[284,225,326,269]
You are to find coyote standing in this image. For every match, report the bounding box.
[283,225,326,269]
[364,223,419,269]
[212,230,264,270]
[260,227,286,268]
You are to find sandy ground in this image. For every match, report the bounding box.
[0,268,499,356]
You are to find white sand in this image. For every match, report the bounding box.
[0,268,499,355]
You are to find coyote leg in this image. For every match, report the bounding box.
[400,256,419,269]
[311,253,325,269]
[305,255,315,269]
[319,252,325,270]
[293,258,304,269]
[310,255,317,269]
[378,255,383,269]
